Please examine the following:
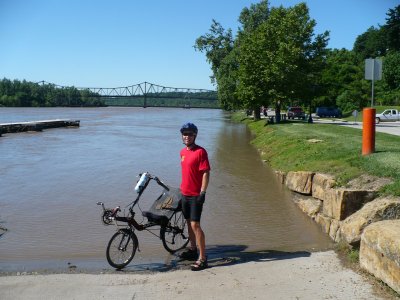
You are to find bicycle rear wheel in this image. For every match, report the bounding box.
[160,211,189,253]
[106,229,138,269]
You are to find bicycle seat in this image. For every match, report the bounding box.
[142,211,169,224]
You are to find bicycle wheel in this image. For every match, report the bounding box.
[160,211,189,253]
[106,229,138,269]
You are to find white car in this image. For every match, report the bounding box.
[375,109,400,124]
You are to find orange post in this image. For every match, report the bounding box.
[362,108,376,155]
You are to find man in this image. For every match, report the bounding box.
[179,122,210,271]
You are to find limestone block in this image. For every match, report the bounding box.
[274,171,286,185]
[329,219,340,241]
[334,226,342,243]
[296,197,322,218]
[340,196,400,245]
[322,189,376,221]
[315,213,332,234]
[360,220,400,294]
[312,173,336,200]
[285,171,314,195]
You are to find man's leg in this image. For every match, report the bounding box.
[187,219,197,250]
[191,221,206,260]
[181,197,196,250]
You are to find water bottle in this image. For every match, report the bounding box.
[135,172,149,193]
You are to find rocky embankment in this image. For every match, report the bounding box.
[276,171,400,294]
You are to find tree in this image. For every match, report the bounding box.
[383,51,400,90]
[194,20,234,85]
[0,78,105,107]
[319,49,373,112]
[385,5,400,51]
[353,26,387,60]
[215,47,241,110]
[236,3,328,120]
[238,0,270,35]
[195,1,271,113]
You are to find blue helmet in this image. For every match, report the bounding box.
[180,122,198,134]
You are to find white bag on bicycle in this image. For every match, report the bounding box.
[134,172,150,193]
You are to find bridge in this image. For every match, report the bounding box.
[37,81,218,108]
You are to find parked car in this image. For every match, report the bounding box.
[287,107,305,119]
[316,107,342,118]
[375,109,400,124]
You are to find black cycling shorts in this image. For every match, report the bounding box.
[181,195,204,222]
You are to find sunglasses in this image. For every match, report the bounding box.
[182,132,195,137]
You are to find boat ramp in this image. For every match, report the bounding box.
[0,119,80,136]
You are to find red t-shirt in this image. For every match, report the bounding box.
[180,145,210,196]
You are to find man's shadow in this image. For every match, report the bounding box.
[204,244,311,268]
[124,244,311,272]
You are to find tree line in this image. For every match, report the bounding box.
[0,79,219,108]
[104,95,219,108]
[195,1,400,119]
[0,79,105,107]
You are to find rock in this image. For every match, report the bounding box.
[274,171,286,185]
[285,171,314,195]
[295,197,322,218]
[340,196,400,245]
[315,213,332,234]
[329,219,340,241]
[307,139,323,143]
[312,173,336,200]
[360,220,400,294]
[322,189,376,221]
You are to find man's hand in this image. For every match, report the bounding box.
[198,191,206,204]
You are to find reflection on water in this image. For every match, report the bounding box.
[0,107,331,271]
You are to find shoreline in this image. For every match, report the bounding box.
[0,250,392,300]
[0,241,334,275]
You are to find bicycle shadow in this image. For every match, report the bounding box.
[123,244,311,273]
[184,244,311,270]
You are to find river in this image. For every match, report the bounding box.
[0,107,332,272]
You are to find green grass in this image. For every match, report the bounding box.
[233,111,400,196]
[348,249,360,263]
[335,242,360,265]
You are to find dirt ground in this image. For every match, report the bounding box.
[1,250,397,300]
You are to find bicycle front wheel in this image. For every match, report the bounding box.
[106,229,138,269]
[160,211,189,253]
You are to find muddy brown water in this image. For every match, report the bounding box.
[0,107,332,272]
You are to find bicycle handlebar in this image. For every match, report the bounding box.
[138,173,169,191]
[153,176,170,191]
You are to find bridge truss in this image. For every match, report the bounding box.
[38,81,218,108]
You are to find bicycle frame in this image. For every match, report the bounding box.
[96,173,171,231]
[97,173,189,268]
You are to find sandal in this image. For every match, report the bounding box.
[191,258,208,271]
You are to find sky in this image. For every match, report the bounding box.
[0,0,398,90]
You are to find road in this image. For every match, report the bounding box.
[313,119,400,136]
[262,112,400,136]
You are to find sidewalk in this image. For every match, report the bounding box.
[0,251,387,300]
